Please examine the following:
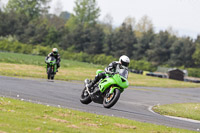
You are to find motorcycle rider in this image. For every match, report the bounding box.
[87,55,130,93]
[45,48,61,72]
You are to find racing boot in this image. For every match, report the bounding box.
[86,76,99,92]
[86,81,95,92]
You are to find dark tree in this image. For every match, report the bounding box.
[133,28,155,60]
[108,23,137,58]
[0,11,29,37]
[169,37,195,67]
[60,24,104,54]
[5,0,51,20]
[82,25,104,54]
[146,31,176,65]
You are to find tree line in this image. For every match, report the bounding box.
[0,0,200,70]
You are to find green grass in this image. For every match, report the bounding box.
[0,97,197,133]
[153,103,200,121]
[1,52,200,88]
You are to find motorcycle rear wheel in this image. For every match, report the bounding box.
[80,87,92,104]
[103,89,121,108]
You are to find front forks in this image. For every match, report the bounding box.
[46,64,56,73]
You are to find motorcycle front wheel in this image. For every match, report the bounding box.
[47,67,52,79]
[80,87,92,104]
[51,74,54,80]
[103,89,121,108]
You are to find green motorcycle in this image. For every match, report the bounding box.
[46,56,57,80]
[80,69,129,108]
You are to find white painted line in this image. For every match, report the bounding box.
[148,106,158,115]
[164,115,200,124]
[148,106,200,124]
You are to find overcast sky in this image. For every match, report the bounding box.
[1,0,200,38]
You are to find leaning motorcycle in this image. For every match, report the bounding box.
[80,69,129,108]
[45,56,57,80]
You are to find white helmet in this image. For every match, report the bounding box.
[119,55,130,67]
[52,48,58,55]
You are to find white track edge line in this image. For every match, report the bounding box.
[148,106,200,124]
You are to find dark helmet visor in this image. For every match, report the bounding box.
[121,60,129,67]
[53,51,57,54]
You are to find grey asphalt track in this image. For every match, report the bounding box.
[0,75,200,131]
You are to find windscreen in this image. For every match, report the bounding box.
[49,56,55,61]
[116,69,129,79]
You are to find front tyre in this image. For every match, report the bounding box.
[51,75,54,80]
[103,89,121,108]
[80,87,92,104]
[51,66,56,80]
[47,67,52,79]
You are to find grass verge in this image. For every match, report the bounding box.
[1,52,200,88]
[0,97,197,133]
[153,103,200,121]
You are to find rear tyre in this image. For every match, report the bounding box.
[103,89,121,108]
[80,87,92,104]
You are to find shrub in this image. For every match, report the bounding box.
[187,68,200,78]
[129,60,156,72]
